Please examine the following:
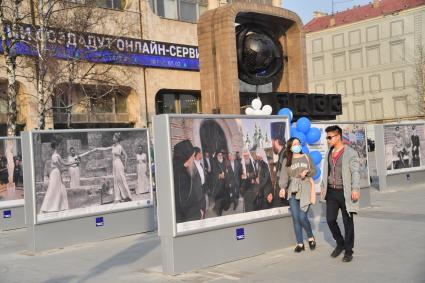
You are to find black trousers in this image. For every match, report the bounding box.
[326,188,355,255]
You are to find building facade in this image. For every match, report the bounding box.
[0,0,286,134]
[305,0,425,123]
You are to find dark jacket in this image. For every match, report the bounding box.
[174,164,203,223]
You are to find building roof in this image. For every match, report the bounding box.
[304,0,425,33]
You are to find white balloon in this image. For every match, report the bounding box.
[262,105,273,115]
[254,109,263,115]
[251,98,262,110]
[245,107,254,115]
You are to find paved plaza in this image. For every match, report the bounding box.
[1,186,425,283]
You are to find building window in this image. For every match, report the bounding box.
[151,0,207,23]
[369,74,381,93]
[370,99,384,119]
[349,30,361,46]
[53,84,129,114]
[155,90,201,114]
[393,96,408,118]
[332,33,345,49]
[353,100,367,121]
[335,80,346,96]
[366,25,379,42]
[366,45,380,66]
[352,77,364,96]
[390,40,405,62]
[349,49,363,70]
[312,56,324,76]
[312,38,323,53]
[392,71,405,90]
[94,0,127,10]
[333,52,346,73]
[390,20,404,38]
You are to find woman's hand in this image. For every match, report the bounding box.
[300,169,309,178]
[310,190,316,205]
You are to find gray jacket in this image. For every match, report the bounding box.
[320,145,360,213]
[279,155,316,212]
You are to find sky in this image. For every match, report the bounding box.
[283,0,373,24]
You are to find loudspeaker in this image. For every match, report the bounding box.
[328,94,342,115]
[310,94,327,115]
[293,93,310,115]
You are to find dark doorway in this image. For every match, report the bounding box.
[200,119,228,156]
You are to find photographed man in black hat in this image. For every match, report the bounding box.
[173,140,204,223]
[212,150,229,216]
[270,122,288,207]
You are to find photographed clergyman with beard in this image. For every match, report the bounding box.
[212,150,230,216]
[270,122,287,208]
[173,140,205,223]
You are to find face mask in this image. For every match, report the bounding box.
[291,145,302,154]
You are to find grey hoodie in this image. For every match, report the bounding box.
[320,145,360,214]
[279,154,316,212]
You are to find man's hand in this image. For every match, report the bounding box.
[267,193,273,203]
[279,189,285,199]
[351,190,360,202]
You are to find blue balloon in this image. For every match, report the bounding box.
[293,131,306,145]
[278,108,293,122]
[290,127,297,137]
[296,117,311,134]
[310,151,322,165]
[306,127,321,144]
[302,145,310,154]
[313,167,321,181]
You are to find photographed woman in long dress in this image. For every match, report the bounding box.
[136,144,150,194]
[88,133,132,203]
[40,141,78,213]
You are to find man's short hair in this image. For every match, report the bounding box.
[325,125,343,136]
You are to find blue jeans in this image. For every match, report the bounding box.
[289,194,314,244]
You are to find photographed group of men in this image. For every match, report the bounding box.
[173,123,288,223]
[392,125,421,169]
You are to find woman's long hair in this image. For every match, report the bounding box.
[285,137,302,167]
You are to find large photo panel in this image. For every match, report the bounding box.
[308,123,370,192]
[384,123,425,175]
[169,116,290,235]
[0,137,24,208]
[32,129,153,223]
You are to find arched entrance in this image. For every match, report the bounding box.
[199,119,228,155]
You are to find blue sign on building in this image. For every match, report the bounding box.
[0,23,200,71]
[236,227,245,240]
[96,217,104,227]
[3,210,11,219]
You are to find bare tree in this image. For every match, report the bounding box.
[20,0,126,129]
[0,0,27,136]
[415,44,425,117]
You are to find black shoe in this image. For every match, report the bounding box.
[294,244,305,253]
[233,200,239,210]
[308,238,316,250]
[330,246,344,258]
[342,254,353,262]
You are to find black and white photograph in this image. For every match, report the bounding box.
[384,124,425,173]
[0,137,24,208]
[169,117,290,234]
[33,129,153,222]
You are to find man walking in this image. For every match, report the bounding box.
[321,125,360,262]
